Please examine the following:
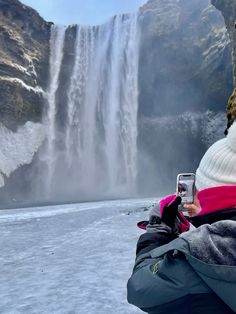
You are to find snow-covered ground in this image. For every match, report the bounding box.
[0,198,157,314]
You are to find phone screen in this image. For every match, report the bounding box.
[177,173,195,204]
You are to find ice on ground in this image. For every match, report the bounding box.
[0,198,156,314]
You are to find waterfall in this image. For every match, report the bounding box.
[45,25,66,193]
[44,14,140,201]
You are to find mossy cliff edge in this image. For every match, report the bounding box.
[0,0,51,131]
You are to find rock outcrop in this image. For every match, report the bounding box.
[0,0,51,204]
[139,0,232,116]
[137,0,233,194]
[212,0,236,79]
[0,0,51,130]
[211,0,236,133]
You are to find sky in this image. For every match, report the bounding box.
[21,0,147,26]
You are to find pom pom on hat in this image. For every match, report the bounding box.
[196,122,236,191]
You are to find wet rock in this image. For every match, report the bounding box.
[138,0,233,117]
[137,0,233,194]
[0,0,51,130]
[211,0,236,133]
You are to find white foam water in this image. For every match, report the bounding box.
[44,15,140,199]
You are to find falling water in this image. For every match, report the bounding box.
[45,14,140,200]
[45,25,66,193]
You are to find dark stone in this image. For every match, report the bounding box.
[137,0,233,194]
[211,0,236,132]
[0,0,51,130]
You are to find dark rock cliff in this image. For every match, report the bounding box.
[139,0,232,116]
[0,0,51,130]
[212,0,236,79]
[137,0,233,195]
[0,0,51,206]
[211,0,236,133]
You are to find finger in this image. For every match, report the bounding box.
[183,204,192,209]
[183,204,196,210]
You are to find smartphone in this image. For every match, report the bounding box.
[176,173,195,205]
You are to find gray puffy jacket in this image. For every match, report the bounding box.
[127,216,236,313]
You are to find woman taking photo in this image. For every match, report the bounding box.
[127,122,236,314]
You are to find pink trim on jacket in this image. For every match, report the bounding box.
[197,186,236,216]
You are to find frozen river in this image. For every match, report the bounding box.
[0,198,156,314]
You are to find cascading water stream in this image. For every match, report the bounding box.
[45,25,66,194]
[44,14,140,200]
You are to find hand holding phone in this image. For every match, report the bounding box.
[183,203,200,217]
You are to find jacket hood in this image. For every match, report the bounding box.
[180,220,236,311]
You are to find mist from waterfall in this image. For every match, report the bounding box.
[44,14,140,201]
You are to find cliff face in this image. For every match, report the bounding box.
[0,0,51,130]
[137,0,233,194]
[0,0,50,200]
[212,0,236,79]
[139,0,232,116]
[211,0,236,133]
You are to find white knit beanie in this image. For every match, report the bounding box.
[196,122,236,191]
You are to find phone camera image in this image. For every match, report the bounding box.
[178,182,188,197]
[177,173,195,204]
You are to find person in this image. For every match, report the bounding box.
[127,122,236,313]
